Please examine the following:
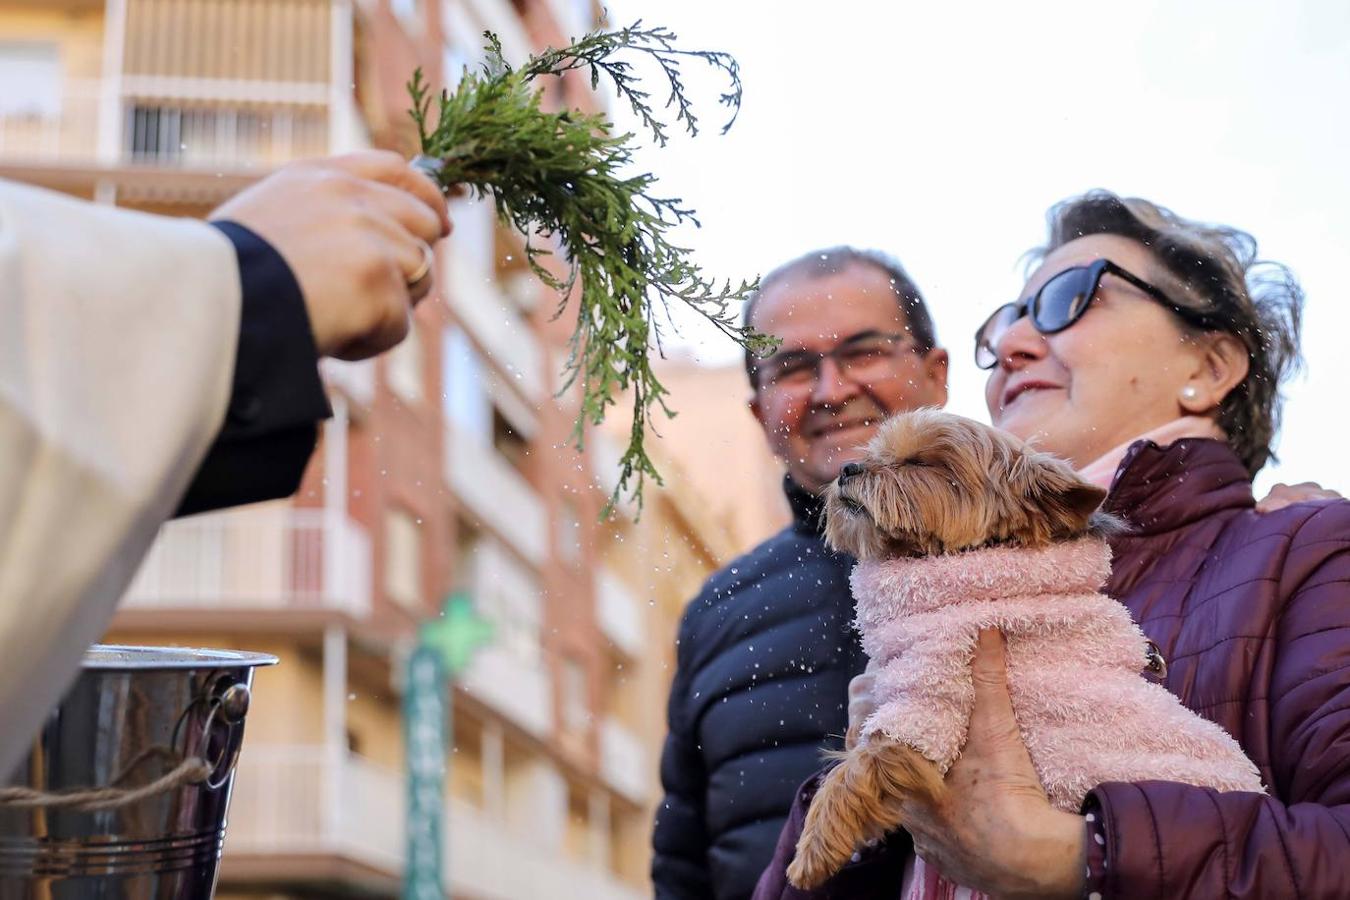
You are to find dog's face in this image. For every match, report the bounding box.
[823,409,1109,561]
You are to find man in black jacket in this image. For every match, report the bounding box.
[652,247,949,899]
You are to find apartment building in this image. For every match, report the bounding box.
[0,1,748,896]
[645,357,791,550]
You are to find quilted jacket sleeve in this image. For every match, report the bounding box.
[1088,503,1350,898]
[652,606,715,899]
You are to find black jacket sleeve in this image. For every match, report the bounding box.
[652,606,715,899]
[174,221,331,517]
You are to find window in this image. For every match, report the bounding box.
[441,0,488,69]
[390,0,423,31]
[127,105,181,162]
[450,195,495,272]
[569,0,595,35]
[557,498,581,565]
[492,407,529,472]
[561,657,590,735]
[386,323,424,403]
[442,45,471,90]
[443,328,492,441]
[456,523,542,665]
[0,42,61,119]
[454,517,483,592]
[385,508,422,610]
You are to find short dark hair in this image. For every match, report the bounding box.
[1032,190,1304,475]
[742,246,938,386]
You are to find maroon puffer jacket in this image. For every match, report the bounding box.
[753,438,1350,899]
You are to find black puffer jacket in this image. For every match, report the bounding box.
[652,479,865,900]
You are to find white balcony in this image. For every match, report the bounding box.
[595,569,644,658]
[460,644,553,740]
[443,235,545,403]
[226,745,643,900]
[465,538,544,664]
[0,80,330,172]
[451,795,642,900]
[0,78,102,165]
[598,718,648,804]
[320,357,376,409]
[586,429,637,520]
[451,0,534,67]
[227,744,403,873]
[453,539,551,737]
[122,505,371,618]
[543,0,594,43]
[123,100,329,170]
[444,422,548,566]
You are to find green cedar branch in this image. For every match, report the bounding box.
[408,22,778,515]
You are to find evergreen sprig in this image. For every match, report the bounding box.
[408,22,777,514]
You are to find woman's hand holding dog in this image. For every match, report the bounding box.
[844,659,880,751]
[869,630,1087,899]
[1255,481,1341,513]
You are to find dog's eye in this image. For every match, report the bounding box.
[903,457,930,467]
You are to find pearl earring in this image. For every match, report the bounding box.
[1180,385,1200,403]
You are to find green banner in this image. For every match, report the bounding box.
[403,645,446,900]
[402,591,494,898]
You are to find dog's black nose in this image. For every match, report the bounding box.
[839,462,864,483]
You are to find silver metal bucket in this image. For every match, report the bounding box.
[0,645,277,899]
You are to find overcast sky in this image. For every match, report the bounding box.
[602,0,1350,495]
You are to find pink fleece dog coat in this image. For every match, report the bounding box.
[853,538,1264,811]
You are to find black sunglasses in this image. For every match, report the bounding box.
[974,259,1216,370]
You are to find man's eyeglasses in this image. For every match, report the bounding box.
[974,258,1217,370]
[754,330,917,391]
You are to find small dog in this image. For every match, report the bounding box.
[785,409,1264,890]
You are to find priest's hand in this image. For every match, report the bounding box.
[210,151,451,361]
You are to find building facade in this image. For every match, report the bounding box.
[646,356,790,550]
[0,1,748,896]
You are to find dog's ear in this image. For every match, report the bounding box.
[1021,451,1108,538]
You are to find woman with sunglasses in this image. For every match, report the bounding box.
[753,190,1350,899]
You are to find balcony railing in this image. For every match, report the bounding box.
[0,84,330,171]
[124,101,328,168]
[320,357,376,409]
[443,237,545,403]
[227,744,402,871]
[444,422,548,566]
[598,718,648,804]
[460,644,554,740]
[595,569,644,658]
[227,745,644,900]
[452,794,642,900]
[0,78,101,165]
[122,505,371,618]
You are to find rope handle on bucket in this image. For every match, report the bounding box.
[0,748,210,812]
[0,680,250,812]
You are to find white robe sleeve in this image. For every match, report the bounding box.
[0,181,241,776]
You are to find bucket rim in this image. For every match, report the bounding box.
[82,644,279,671]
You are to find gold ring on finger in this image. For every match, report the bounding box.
[407,241,434,297]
